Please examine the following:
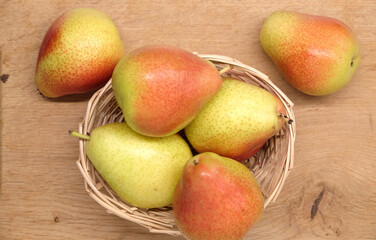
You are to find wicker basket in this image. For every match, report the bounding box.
[75,54,296,236]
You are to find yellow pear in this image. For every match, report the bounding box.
[185,78,287,162]
[71,122,192,208]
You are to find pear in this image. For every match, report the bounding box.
[70,122,192,209]
[35,8,124,98]
[173,152,264,240]
[111,45,222,137]
[260,10,360,96]
[185,77,288,162]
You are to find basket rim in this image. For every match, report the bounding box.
[75,53,296,236]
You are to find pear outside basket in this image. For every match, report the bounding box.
[75,54,296,236]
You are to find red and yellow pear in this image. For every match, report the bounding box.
[35,8,124,98]
[173,152,264,240]
[260,10,360,96]
[112,45,222,137]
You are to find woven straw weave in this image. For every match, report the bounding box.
[75,54,296,236]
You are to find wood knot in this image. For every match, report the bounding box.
[311,187,325,220]
[1,74,9,83]
[54,216,59,223]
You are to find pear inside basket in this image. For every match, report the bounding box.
[75,54,296,236]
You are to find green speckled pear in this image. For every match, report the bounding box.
[185,78,287,162]
[78,122,192,208]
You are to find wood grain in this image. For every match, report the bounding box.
[1,0,375,239]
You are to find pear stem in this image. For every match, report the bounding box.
[69,130,91,140]
[193,159,199,166]
[218,65,231,75]
[278,113,294,124]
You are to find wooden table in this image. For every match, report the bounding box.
[1,0,375,239]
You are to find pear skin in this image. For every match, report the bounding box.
[185,78,286,162]
[260,10,360,96]
[173,152,264,240]
[83,122,192,209]
[112,45,222,137]
[35,8,124,98]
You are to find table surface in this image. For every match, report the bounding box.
[1,0,375,239]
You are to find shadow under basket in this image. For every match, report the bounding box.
[75,54,296,236]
